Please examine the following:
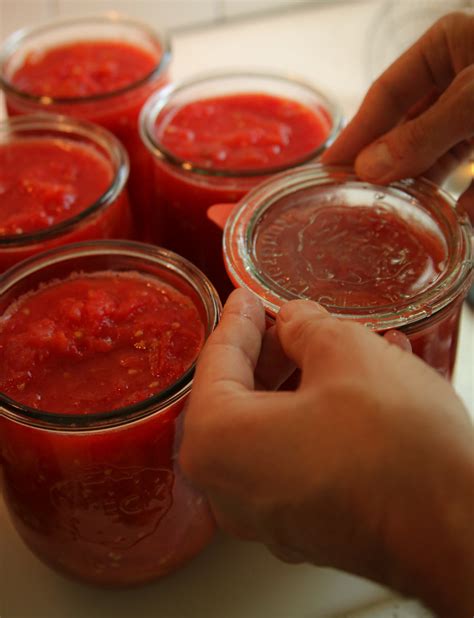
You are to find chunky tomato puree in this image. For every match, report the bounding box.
[7,39,167,241]
[11,41,157,98]
[150,92,332,296]
[250,199,463,378]
[158,93,330,171]
[255,204,447,308]
[0,259,215,585]
[0,271,204,414]
[0,138,113,236]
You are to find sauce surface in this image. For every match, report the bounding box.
[157,93,330,171]
[0,271,204,413]
[0,138,113,236]
[11,40,158,98]
[255,203,447,308]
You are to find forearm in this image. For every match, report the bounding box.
[386,440,474,617]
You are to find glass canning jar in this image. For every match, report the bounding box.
[140,71,343,296]
[0,114,132,272]
[0,240,221,586]
[221,164,473,379]
[0,14,171,239]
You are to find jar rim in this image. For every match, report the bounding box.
[0,113,129,246]
[223,164,473,329]
[139,70,344,178]
[0,240,221,431]
[0,13,172,105]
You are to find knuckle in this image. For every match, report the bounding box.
[448,72,474,136]
[305,319,370,370]
[452,66,474,101]
[287,311,334,349]
[305,317,354,361]
[398,117,429,156]
[457,63,474,83]
[435,11,457,32]
[437,10,470,35]
[368,76,404,116]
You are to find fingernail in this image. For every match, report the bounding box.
[356,142,394,181]
[383,329,412,353]
[277,304,292,323]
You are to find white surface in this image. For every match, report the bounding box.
[0,1,472,617]
[0,507,394,618]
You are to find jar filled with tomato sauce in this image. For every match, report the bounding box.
[0,15,171,239]
[218,165,473,379]
[139,72,342,296]
[0,114,132,272]
[0,240,221,586]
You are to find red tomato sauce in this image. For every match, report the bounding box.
[151,93,332,297]
[7,40,167,241]
[0,136,132,272]
[0,271,204,414]
[0,269,213,585]
[158,93,330,171]
[11,41,157,98]
[250,200,464,379]
[0,138,113,236]
[254,204,447,308]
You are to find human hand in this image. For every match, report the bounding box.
[179,289,474,617]
[322,12,474,187]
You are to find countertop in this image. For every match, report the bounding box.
[0,1,473,617]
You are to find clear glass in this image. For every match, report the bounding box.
[224,164,473,378]
[0,240,221,586]
[0,14,172,240]
[140,71,343,296]
[0,114,132,272]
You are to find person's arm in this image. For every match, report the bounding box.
[179,289,474,617]
[386,442,474,617]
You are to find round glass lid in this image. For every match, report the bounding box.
[223,165,472,324]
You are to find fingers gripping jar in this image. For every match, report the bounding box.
[222,165,473,378]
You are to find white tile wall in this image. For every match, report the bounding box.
[222,0,310,19]
[0,0,55,40]
[0,0,323,39]
[56,0,217,31]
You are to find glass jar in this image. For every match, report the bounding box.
[0,240,221,586]
[222,165,473,379]
[140,72,343,296]
[0,14,171,240]
[0,114,132,272]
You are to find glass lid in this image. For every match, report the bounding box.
[223,164,473,328]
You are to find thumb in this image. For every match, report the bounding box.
[275,300,360,386]
[355,65,474,183]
